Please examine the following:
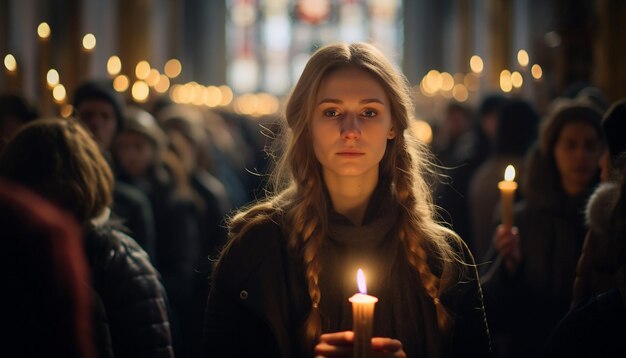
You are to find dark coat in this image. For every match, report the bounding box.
[112,181,157,260]
[84,223,174,358]
[203,216,491,358]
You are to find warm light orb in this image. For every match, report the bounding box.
[219,85,234,106]
[203,86,222,107]
[147,69,161,86]
[113,75,130,92]
[164,59,182,78]
[52,84,66,103]
[425,70,442,92]
[531,64,543,80]
[135,61,151,80]
[4,54,17,71]
[511,71,523,88]
[517,50,529,67]
[132,81,150,102]
[154,75,171,94]
[37,22,51,39]
[500,70,513,93]
[470,55,484,73]
[107,56,122,76]
[440,72,454,92]
[411,120,433,144]
[82,33,96,50]
[60,104,73,118]
[504,165,516,181]
[46,69,60,87]
[357,269,367,294]
[452,84,469,102]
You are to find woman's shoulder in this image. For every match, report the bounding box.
[214,213,289,284]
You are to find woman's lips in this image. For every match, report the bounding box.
[336,151,365,157]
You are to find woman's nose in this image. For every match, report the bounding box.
[340,113,361,140]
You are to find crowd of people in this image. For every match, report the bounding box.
[1,41,625,358]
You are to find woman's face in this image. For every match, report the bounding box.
[553,121,603,193]
[114,131,155,177]
[311,67,395,184]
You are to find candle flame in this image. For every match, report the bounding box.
[357,269,367,294]
[504,165,516,181]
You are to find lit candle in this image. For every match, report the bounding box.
[349,269,378,358]
[498,165,518,228]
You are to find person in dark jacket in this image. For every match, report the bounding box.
[482,101,605,358]
[158,104,233,357]
[1,178,95,358]
[543,158,626,358]
[113,106,200,356]
[203,43,490,358]
[572,99,626,306]
[0,118,174,358]
[73,80,157,258]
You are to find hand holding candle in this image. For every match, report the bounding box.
[349,269,378,358]
[498,165,518,229]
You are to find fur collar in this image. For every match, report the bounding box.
[585,182,620,235]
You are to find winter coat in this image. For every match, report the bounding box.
[203,203,491,357]
[572,181,624,305]
[84,221,174,358]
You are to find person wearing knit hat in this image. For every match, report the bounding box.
[73,80,124,151]
[74,82,157,262]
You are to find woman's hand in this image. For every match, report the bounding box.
[315,331,406,358]
[493,224,522,273]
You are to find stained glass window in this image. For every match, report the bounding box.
[226,0,403,95]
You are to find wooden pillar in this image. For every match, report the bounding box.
[594,0,626,101]
[118,0,153,83]
[487,0,512,88]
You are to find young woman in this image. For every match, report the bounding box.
[484,101,605,357]
[203,43,490,358]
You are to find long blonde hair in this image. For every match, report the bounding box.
[225,42,461,347]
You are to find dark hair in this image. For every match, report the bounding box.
[540,101,604,160]
[478,94,508,118]
[73,80,125,133]
[0,93,38,133]
[602,100,626,170]
[0,118,114,224]
[494,99,539,156]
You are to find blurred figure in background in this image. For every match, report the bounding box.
[482,101,604,357]
[0,118,173,357]
[434,102,476,244]
[73,80,157,259]
[1,178,95,358]
[543,157,626,357]
[573,99,626,305]
[469,99,539,261]
[158,104,232,357]
[113,107,200,357]
[0,93,38,152]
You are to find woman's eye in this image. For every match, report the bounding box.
[362,109,377,117]
[323,109,340,117]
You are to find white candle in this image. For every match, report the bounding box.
[349,269,378,358]
[498,165,518,228]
